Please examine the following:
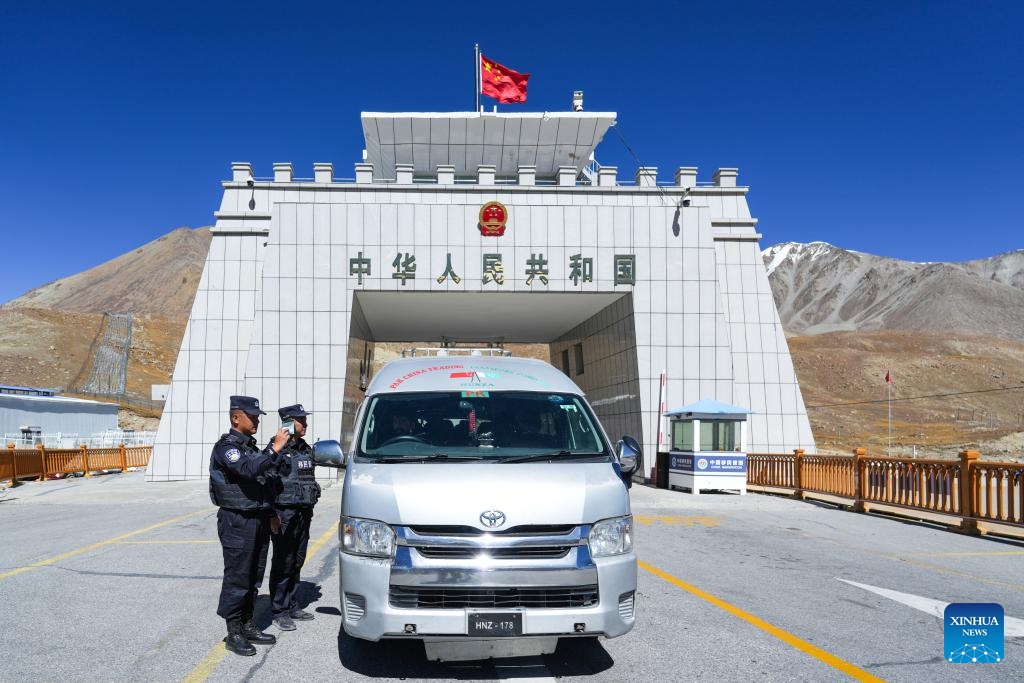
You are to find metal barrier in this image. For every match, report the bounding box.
[746,448,1024,535]
[0,443,152,485]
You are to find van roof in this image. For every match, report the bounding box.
[366,356,583,395]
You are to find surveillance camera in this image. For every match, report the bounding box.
[245,174,255,188]
[682,197,691,207]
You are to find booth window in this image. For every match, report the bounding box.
[672,420,738,451]
[561,349,570,376]
[672,421,693,451]
[573,343,585,375]
[700,421,738,451]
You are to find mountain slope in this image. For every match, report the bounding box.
[961,250,1024,290]
[763,242,1024,342]
[4,226,212,319]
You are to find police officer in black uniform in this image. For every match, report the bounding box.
[209,395,290,657]
[269,404,321,631]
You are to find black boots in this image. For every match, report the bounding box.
[242,620,277,644]
[223,616,277,656]
[224,619,256,656]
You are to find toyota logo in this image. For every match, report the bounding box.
[479,510,507,528]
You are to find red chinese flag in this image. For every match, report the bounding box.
[480,54,530,103]
[885,370,892,384]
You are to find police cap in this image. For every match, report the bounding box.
[230,395,267,416]
[278,404,311,419]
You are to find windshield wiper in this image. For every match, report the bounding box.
[498,451,604,464]
[374,453,485,463]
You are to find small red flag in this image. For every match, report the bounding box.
[480,54,530,103]
[885,370,892,384]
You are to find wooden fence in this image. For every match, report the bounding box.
[0,444,152,485]
[747,448,1024,535]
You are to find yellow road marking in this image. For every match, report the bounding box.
[639,560,886,682]
[182,520,339,683]
[899,550,1024,557]
[750,520,1024,592]
[0,509,208,581]
[118,540,217,545]
[306,519,340,559]
[634,514,719,527]
[181,642,228,683]
[883,554,1024,592]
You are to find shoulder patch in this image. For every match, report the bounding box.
[225,448,242,463]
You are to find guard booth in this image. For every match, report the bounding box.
[20,426,42,446]
[665,399,750,495]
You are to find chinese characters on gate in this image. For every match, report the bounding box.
[349,252,637,287]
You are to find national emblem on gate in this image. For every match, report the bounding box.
[478,201,508,237]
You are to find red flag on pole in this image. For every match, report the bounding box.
[885,370,892,384]
[480,54,530,103]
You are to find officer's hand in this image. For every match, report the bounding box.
[270,516,282,534]
[270,428,290,453]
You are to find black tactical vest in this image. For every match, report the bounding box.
[275,440,321,508]
[209,432,270,511]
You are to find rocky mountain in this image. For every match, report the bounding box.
[0,227,211,425]
[961,250,1024,290]
[763,242,1024,342]
[4,226,212,319]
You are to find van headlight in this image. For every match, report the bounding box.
[341,517,395,558]
[588,515,633,557]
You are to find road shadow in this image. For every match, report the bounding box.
[543,637,615,676]
[251,580,327,627]
[337,629,614,679]
[297,579,324,609]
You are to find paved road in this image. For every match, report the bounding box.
[1,473,1021,682]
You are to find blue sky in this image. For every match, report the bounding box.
[1,1,1021,305]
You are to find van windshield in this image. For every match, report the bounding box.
[357,391,610,461]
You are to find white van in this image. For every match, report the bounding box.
[314,350,639,661]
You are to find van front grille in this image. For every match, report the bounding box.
[415,545,573,560]
[389,585,599,609]
[408,524,576,536]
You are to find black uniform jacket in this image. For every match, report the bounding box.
[209,429,280,511]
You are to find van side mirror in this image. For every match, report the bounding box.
[617,436,641,485]
[312,439,346,468]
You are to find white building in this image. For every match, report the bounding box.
[147,110,814,481]
[1,385,118,445]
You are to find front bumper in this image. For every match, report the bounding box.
[338,543,637,642]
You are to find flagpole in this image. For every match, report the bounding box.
[474,43,480,113]
[887,372,892,456]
